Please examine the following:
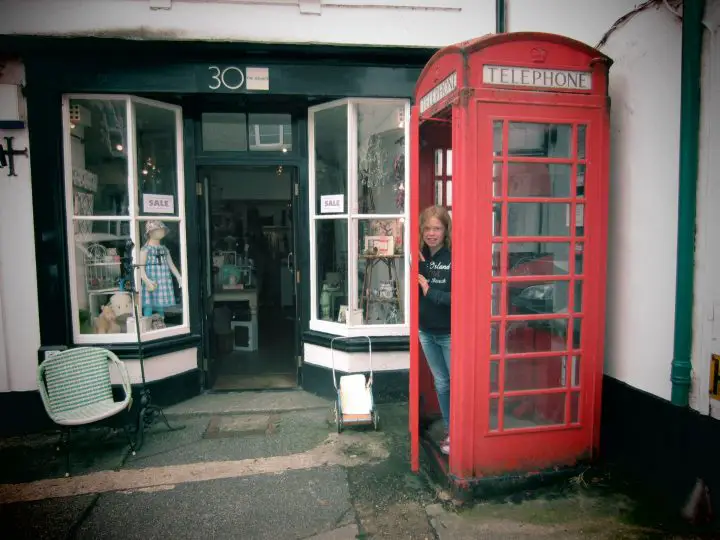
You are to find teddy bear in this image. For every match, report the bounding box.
[94,304,121,334]
[108,292,133,328]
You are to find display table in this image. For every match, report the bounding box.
[211,289,259,352]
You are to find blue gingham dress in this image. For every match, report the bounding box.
[141,244,176,308]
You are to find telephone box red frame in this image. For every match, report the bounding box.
[409,32,612,489]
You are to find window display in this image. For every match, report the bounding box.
[309,99,409,335]
[64,96,188,343]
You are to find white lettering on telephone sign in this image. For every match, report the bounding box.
[419,72,458,114]
[320,194,344,214]
[143,194,175,214]
[483,65,592,91]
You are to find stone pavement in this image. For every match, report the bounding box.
[0,390,714,539]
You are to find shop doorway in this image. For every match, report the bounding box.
[199,165,299,391]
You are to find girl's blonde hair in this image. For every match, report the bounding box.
[419,205,452,251]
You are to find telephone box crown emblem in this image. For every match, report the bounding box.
[530,47,548,63]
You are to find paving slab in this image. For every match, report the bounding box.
[74,467,354,540]
[124,409,333,469]
[163,390,332,417]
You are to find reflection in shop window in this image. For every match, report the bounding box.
[249,114,292,152]
[357,218,405,325]
[201,113,248,152]
[65,96,188,343]
[316,220,348,322]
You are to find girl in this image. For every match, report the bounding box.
[418,205,452,455]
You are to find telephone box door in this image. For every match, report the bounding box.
[474,100,606,470]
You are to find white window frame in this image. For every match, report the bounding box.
[62,93,190,344]
[308,98,411,337]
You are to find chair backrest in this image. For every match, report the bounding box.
[40,347,113,414]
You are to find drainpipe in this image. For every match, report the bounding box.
[671,0,706,407]
[496,0,506,33]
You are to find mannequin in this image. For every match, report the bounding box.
[139,220,182,321]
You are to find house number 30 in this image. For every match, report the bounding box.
[208,66,245,91]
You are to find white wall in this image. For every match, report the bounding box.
[601,7,682,401]
[0,0,494,48]
[0,62,42,392]
[692,0,720,417]
[508,0,660,48]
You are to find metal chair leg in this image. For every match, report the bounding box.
[64,427,71,477]
[123,411,137,456]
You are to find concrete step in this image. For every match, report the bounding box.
[162,389,333,418]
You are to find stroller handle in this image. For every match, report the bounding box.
[329,336,373,391]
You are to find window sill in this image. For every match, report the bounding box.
[303,330,409,352]
[73,324,191,345]
[309,319,409,337]
[78,332,201,360]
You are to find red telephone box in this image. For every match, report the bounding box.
[409,32,612,491]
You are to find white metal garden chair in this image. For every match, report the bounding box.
[37,347,135,476]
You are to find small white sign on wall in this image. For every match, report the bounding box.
[246,67,270,91]
[321,194,344,214]
[143,194,175,214]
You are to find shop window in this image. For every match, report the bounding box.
[200,113,293,153]
[64,96,189,344]
[309,99,409,336]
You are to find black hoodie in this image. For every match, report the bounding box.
[419,245,451,333]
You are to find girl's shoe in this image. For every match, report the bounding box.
[440,436,450,455]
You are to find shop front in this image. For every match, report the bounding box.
[18,38,431,410]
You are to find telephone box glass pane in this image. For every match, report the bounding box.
[493,121,503,156]
[576,164,586,198]
[446,149,453,177]
[507,281,569,316]
[508,123,572,158]
[507,319,568,354]
[507,203,570,236]
[491,322,500,354]
[493,161,502,196]
[505,356,567,391]
[575,204,585,235]
[575,244,585,274]
[356,218,404,325]
[492,203,502,236]
[491,283,501,315]
[571,355,580,387]
[434,180,443,205]
[508,163,571,198]
[434,149,443,176]
[570,392,581,423]
[314,105,348,215]
[573,318,582,349]
[574,281,583,312]
[507,242,571,276]
[490,398,499,431]
[492,243,501,276]
[577,125,587,160]
[504,393,566,428]
[490,361,499,393]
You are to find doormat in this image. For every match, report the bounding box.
[203,414,281,439]
[212,373,297,391]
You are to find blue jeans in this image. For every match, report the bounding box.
[419,330,451,430]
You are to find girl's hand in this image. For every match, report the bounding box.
[418,274,430,296]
